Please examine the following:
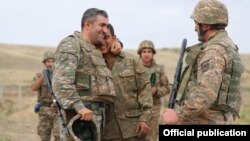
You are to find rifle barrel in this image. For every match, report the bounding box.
[43,69,70,136]
[168,39,187,109]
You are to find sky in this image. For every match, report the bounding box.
[0,0,250,53]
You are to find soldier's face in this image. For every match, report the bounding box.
[89,15,109,46]
[100,30,115,55]
[100,38,110,54]
[140,48,154,63]
[44,59,55,69]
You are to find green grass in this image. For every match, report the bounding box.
[0,135,12,141]
[239,105,250,123]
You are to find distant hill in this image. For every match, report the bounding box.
[0,43,55,84]
[1,43,250,83]
[0,43,55,70]
[1,43,250,84]
[0,43,182,84]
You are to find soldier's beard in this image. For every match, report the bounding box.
[198,34,205,42]
[198,24,207,42]
[95,37,106,49]
[46,66,52,69]
[46,66,55,72]
[96,42,102,49]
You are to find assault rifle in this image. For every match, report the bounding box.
[168,39,187,109]
[43,69,70,136]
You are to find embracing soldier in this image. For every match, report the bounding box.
[52,8,121,141]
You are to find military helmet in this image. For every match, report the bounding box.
[67,114,97,141]
[137,40,156,55]
[42,51,55,63]
[191,0,228,25]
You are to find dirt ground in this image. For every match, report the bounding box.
[0,96,40,141]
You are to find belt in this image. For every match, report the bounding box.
[84,102,105,111]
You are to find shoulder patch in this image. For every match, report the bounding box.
[200,60,210,73]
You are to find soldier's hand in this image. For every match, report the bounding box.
[151,86,157,96]
[111,41,122,55]
[77,108,94,121]
[161,108,179,124]
[136,121,149,137]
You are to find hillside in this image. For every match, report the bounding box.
[0,43,250,140]
[1,43,249,84]
[0,44,55,84]
[0,43,181,84]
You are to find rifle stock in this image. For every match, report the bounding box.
[168,39,187,109]
[43,69,70,136]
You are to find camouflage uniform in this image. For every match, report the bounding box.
[175,0,244,124]
[144,60,170,141]
[52,31,116,141]
[102,52,153,141]
[33,73,60,141]
[138,40,170,141]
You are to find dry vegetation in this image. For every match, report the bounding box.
[0,43,249,140]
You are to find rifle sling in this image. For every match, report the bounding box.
[177,44,203,102]
[177,66,192,102]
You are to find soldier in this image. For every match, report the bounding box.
[52,8,121,141]
[137,40,170,141]
[31,51,60,141]
[100,24,153,141]
[161,0,244,124]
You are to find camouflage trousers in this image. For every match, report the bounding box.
[146,105,161,141]
[37,106,60,141]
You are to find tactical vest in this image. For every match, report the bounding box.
[38,78,53,106]
[178,31,244,119]
[70,32,116,102]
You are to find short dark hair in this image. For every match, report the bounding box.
[210,24,226,30]
[81,8,108,29]
[107,24,123,48]
[107,24,115,36]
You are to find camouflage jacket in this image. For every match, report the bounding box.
[33,72,52,105]
[176,30,244,124]
[103,52,153,139]
[52,31,115,112]
[144,60,170,106]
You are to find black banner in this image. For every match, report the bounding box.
[159,125,250,140]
